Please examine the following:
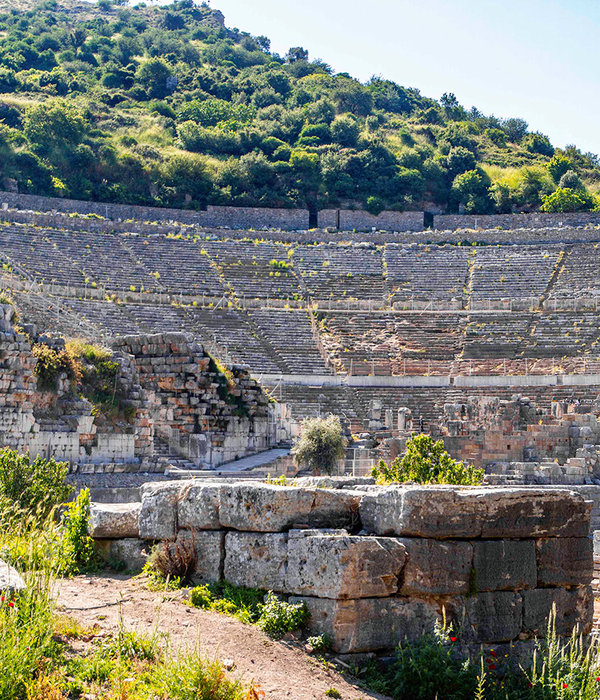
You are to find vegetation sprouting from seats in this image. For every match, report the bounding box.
[371,433,485,485]
[0,1,598,214]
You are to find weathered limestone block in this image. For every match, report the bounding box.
[0,558,25,594]
[398,539,473,595]
[481,489,591,538]
[139,482,186,540]
[462,592,523,643]
[176,530,224,584]
[224,532,287,592]
[219,483,360,532]
[360,486,483,538]
[178,483,220,530]
[473,540,536,592]
[536,538,593,587]
[360,487,591,539]
[95,538,148,572]
[292,596,439,653]
[522,586,593,636]
[285,530,406,599]
[90,502,141,539]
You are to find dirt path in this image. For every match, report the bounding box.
[55,573,391,700]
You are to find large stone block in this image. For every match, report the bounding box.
[224,532,287,592]
[176,530,224,584]
[219,483,360,532]
[95,538,149,572]
[139,482,186,540]
[473,540,536,592]
[360,487,591,539]
[286,531,406,599]
[462,592,523,643]
[536,538,593,587]
[292,596,439,653]
[481,489,591,538]
[90,502,141,539]
[360,486,484,538]
[398,539,473,595]
[178,483,220,530]
[522,586,593,636]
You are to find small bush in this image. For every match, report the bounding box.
[147,537,197,585]
[32,343,82,391]
[307,634,332,654]
[0,448,71,520]
[59,488,96,575]
[372,433,484,485]
[189,581,264,624]
[255,592,309,639]
[292,414,346,476]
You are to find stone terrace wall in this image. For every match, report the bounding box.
[0,192,310,231]
[91,480,594,653]
[319,209,424,232]
[434,212,600,231]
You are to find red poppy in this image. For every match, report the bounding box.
[562,683,568,689]
[450,637,457,642]
[488,664,497,670]
[490,650,497,657]
[7,602,13,608]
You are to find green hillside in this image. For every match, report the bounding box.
[0,0,598,216]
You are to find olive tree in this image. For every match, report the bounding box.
[292,414,346,475]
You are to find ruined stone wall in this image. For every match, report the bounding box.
[0,304,37,452]
[434,212,600,230]
[91,480,593,654]
[318,209,425,232]
[111,332,273,466]
[0,192,310,230]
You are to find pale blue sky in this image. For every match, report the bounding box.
[207,0,600,154]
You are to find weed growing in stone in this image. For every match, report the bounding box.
[189,583,309,638]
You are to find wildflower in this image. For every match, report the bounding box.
[562,683,568,689]
[8,601,13,607]
[488,664,497,670]
[490,650,497,657]
[450,636,457,642]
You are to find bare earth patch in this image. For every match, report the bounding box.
[55,573,391,700]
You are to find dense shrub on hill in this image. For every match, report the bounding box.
[0,0,598,214]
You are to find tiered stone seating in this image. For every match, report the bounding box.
[384,244,470,301]
[293,244,384,299]
[247,309,331,374]
[470,246,559,301]
[201,240,302,299]
[549,244,600,299]
[126,235,225,296]
[184,307,285,374]
[265,384,364,431]
[526,312,600,357]
[463,313,533,358]
[53,230,161,292]
[320,312,465,374]
[59,298,140,337]
[0,224,87,286]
